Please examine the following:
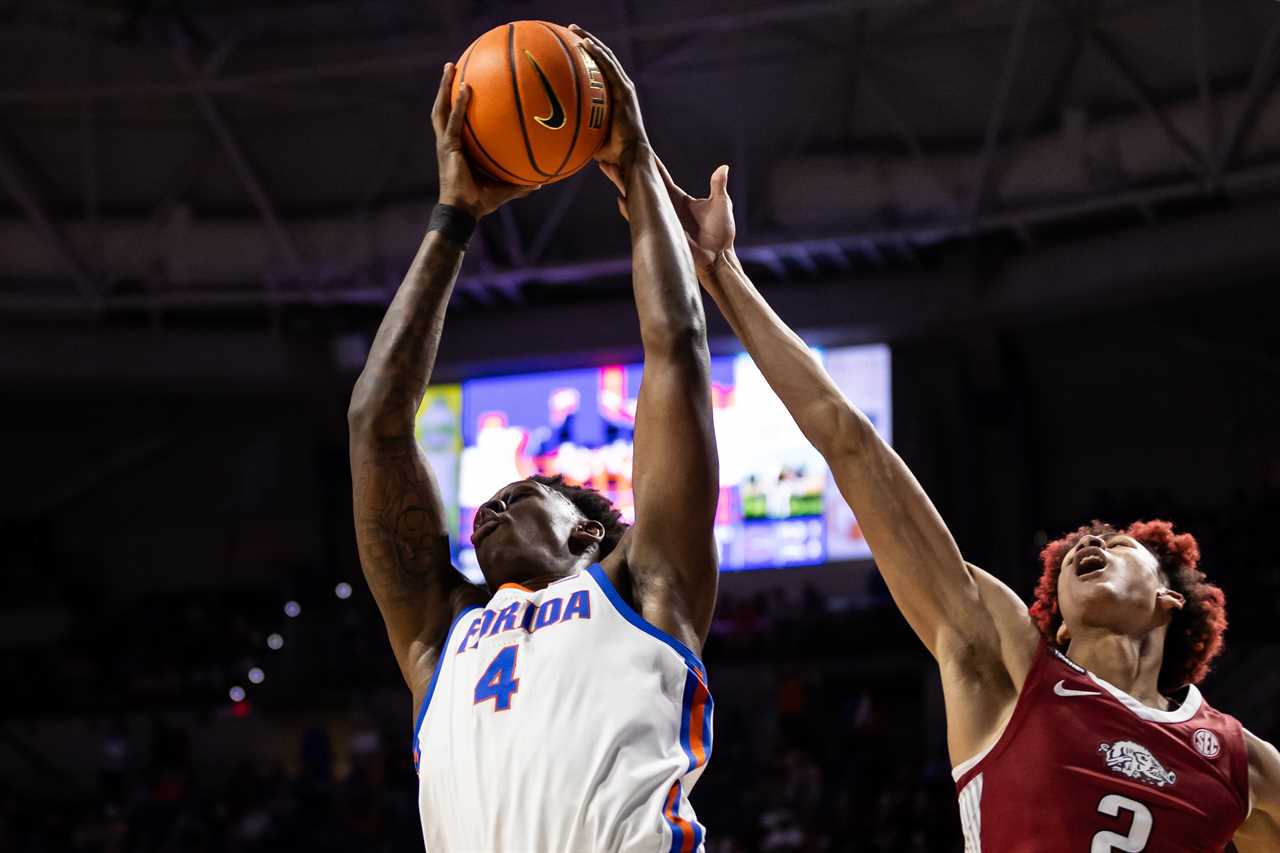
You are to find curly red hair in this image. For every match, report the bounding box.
[1029,519,1228,690]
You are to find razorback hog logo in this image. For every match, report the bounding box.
[1098,741,1177,788]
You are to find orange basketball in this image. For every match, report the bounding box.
[450,21,611,187]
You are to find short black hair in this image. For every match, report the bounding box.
[527,474,629,559]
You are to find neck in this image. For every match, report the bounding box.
[484,553,595,592]
[1065,627,1170,710]
[509,571,572,592]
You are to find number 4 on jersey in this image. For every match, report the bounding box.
[474,645,520,711]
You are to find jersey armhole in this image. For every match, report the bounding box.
[952,638,1053,785]
[411,603,483,764]
[586,564,709,685]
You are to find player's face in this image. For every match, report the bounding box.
[471,480,585,581]
[1056,532,1167,637]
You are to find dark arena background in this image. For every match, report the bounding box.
[3,1,1280,851]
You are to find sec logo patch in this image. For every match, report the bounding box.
[1192,728,1221,759]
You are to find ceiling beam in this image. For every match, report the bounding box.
[0,129,99,300]
[0,1,884,105]
[527,171,588,265]
[172,33,308,283]
[1191,0,1217,184]
[863,63,962,216]
[5,197,1279,388]
[3,156,1280,313]
[1219,11,1280,172]
[1085,22,1210,183]
[969,0,1037,219]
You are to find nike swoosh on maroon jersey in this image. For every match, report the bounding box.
[1054,679,1102,697]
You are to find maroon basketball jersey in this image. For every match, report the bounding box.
[952,641,1249,852]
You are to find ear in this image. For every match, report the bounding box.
[1156,587,1186,612]
[1055,621,1071,645]
[570,519,605,554]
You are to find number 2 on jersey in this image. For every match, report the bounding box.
[1092,794,1153,852]
[474,645,520,711]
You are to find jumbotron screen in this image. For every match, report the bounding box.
[415,345,891,582]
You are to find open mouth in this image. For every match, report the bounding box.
[1076,546,1107,577]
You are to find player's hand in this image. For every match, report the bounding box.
[601,157,736,271]
[570,25,648,168]
[433,63,534,220]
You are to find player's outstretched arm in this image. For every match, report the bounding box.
[613,162,1038,681]
[574,28,719,654]
[1235,730,1280,850]
[348,65,527,699]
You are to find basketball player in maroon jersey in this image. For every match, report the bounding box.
[603,160,1280,850]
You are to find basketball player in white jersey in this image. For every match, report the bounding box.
[604,161,1280,850]
[347,29,718,853]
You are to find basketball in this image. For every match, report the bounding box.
[450,21,611,187]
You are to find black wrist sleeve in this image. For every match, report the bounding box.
[428,203,477,249]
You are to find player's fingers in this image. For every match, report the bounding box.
[710,164,730,199]
[444,82,470,145]
[569,24,613,60]
[432,63,455,137]
[570,26,630,88]
[576,38,621,87]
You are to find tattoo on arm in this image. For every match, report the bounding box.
[352,437,450,609]
[348,231,475,683]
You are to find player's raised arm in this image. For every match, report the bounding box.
[347,65,528,698]
[574,28,719,653]
[624,162,1037,678]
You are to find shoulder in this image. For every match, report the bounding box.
[949,563,1041,689]
[1232,728,1280,849]
[1245,728,1280,812]
[596,539,705,658]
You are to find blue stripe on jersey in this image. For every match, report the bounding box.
[676,668,715,774]
[412,604,482,768]
[678,671,697,771]
[700,688,714,762]
[586,564,708,684]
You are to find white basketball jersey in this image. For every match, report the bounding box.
[414,565,713,853]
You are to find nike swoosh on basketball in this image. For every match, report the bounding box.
[524,50,566,130]
[1054,680,1101,697]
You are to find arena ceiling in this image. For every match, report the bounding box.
[0,0,1279,352]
